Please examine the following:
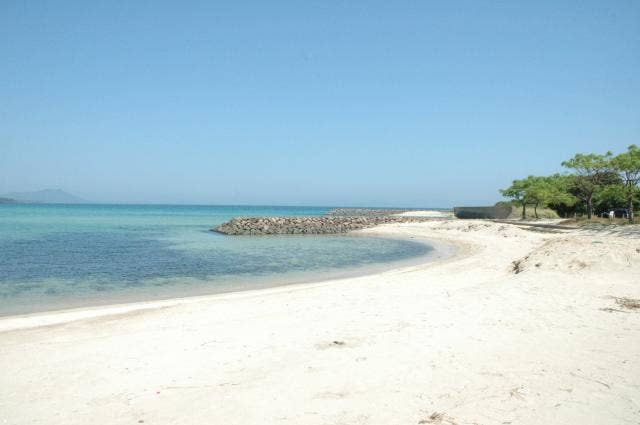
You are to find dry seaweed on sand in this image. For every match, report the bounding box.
[614,297,640,310]
[419,412,458,424]
[511,258,526,274]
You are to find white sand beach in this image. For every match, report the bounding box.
[1,219,639,425]
[395,210,454,218]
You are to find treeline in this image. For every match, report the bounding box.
[500,145,640,222]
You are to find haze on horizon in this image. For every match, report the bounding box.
[1,1,639,208]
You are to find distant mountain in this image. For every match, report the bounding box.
[2,189,88,204]
[0,197,19,204]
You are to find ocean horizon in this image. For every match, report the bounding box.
[0,203,433,316]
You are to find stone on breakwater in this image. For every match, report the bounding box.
[213,216,437,235]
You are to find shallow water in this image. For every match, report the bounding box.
[0,204,432,316]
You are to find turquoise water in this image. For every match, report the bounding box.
[0,204,431,316]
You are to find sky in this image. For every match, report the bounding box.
[1,1,639,207]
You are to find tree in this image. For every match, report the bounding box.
[545,174,580,217]
[594,183,626,215]
[533,174,576,218]
[611,145,640,222]
[561,152,613,219]
[500,176,560,219]
[501,178,529,219]
[502,175,577,219]
[524,176,551,219]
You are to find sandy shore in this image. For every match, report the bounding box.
[395,210,454,218]
[1,220,639,424]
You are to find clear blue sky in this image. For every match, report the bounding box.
[1,1,639,207]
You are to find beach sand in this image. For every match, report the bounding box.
[395,210,454,218]
[1,220,639,424]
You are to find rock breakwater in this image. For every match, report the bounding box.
[213,216,433,235]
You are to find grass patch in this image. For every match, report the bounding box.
[507,207,560,220]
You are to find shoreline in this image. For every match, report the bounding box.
[0,232,458,332]
[2,219,639,424]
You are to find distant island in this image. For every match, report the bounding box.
[0,197,19,204]
[1,189,88,204]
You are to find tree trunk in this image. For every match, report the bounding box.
[629,196,634,223]
[521,203,526,220]
[587,195,593,219]
[534,203,539,219]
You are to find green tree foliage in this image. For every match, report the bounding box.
[544,174,579,218]
[611,145,640,222]
[500,175,576,219]
[561,152,613,219]
[500,178,530,219]
[500,147,639,222]
[593,184,627,215]
[533,174,576,218]
[564,171,622,217]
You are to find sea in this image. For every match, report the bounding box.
[0,204,433,316]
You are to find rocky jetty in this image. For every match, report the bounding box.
[213,215,432,235]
